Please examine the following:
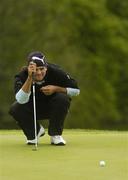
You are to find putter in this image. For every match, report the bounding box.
[32,73,38,151]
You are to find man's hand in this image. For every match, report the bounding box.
[28,62,36,78]
[40,85,57,95]
[40,85,67,96]
[21,62,36,93]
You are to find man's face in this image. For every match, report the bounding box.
[35,66,47,81]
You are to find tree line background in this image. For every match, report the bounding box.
[0,0,128,130]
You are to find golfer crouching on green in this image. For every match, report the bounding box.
[9,51,80,146]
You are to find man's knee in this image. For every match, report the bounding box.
[9,101,27,118]
[9,101,19,116]
[9,101,32,123]
[53,93,71,107]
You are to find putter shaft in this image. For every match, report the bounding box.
[32,81,38,150]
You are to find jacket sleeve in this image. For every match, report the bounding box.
[14,75,24,94]
[55,69,79,89]
[14,68,28,94]
[14,71,31,104]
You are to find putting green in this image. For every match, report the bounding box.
[0,130,127,180]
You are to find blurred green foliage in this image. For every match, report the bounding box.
[0,0,128,129]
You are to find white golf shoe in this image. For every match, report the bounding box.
[27,125,45,145]
[51,135,66,145]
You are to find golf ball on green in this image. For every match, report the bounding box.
[100,160,106,167]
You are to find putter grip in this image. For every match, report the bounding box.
[32,72,35,81]
[30,61,35,81]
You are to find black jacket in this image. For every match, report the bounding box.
[14,63,79,103]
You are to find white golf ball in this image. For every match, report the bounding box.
[99,160,106,167]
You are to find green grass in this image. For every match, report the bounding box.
[0,130,128,180]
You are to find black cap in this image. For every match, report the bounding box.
[27,51,47,67]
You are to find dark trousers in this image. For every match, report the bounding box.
[9,93,71,140]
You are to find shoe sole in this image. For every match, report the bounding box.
[27,132,45,145]
[51,142,66,146]
[28,142,66,146]
[27,142,37,145]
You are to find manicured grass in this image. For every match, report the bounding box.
[0,130,127,180]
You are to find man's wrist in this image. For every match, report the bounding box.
[55,86,67,93]
[27,75,32,80]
